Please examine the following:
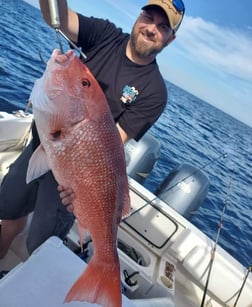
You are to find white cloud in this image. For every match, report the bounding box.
[177,16,252,83]
[158,15,252,126]
[103,0,138,20]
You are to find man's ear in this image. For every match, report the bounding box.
[165,33,176,46]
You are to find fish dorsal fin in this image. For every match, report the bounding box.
[26,145,51,183]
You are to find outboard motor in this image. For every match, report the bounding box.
[155,164,209,219]
[124,133,161,184]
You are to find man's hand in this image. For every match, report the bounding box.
[57,185,75,213]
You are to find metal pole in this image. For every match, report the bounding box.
[233,266,252,307]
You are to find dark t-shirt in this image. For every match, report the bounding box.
[77,15,167,141]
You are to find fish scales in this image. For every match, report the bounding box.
[26,49,130,307]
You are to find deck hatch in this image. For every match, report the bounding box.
[123,204,178,249]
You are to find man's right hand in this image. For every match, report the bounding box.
[57,185,75,213]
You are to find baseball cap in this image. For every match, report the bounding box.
[142,0,185,32]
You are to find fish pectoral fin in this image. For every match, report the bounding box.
[26,145,51,183]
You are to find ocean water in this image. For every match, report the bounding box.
[0,0,251,269]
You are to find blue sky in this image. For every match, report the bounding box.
[25,0,252,127]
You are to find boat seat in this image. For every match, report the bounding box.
[182,245,252,305]
[169,228,205,261]
[169,229,252,305]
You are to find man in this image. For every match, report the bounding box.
[0,0,185,259]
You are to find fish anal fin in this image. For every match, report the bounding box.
[26,145,50,183]
[76,221,88,252]
[65,257,122,307]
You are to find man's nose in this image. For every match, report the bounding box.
[146,23,157,35]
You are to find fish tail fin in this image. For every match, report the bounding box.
[65,257,122,307]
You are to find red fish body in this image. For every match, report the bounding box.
[26,49,130,307]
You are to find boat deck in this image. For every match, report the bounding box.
[0,234,199,307]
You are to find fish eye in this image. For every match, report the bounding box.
[81,78,91,87]
[50,130,61,140]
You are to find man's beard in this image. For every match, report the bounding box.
[130,26,164,58]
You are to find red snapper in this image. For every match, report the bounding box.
[26,49,130,307]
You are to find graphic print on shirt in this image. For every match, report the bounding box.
[120,85,139,105]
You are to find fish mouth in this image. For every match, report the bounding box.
[51,49,74,66]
